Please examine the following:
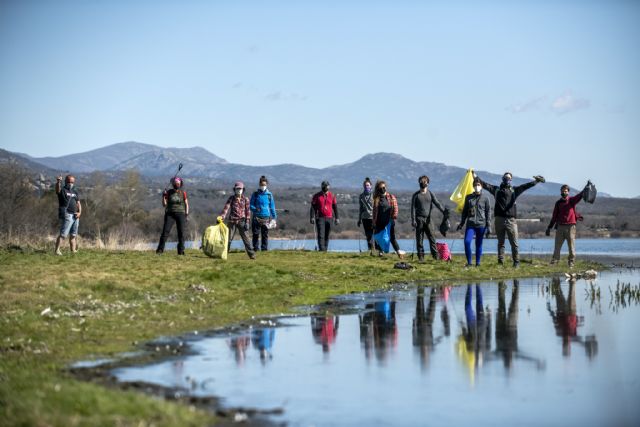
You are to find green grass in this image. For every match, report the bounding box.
[0,248,600,426]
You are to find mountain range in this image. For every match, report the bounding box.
[7,141,589,195]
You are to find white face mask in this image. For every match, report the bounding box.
[234,189,243,196]
[474,185,482,193]
[259,185,267,192]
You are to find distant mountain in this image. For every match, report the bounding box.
[15,143,589,195]
[0,148,56,174]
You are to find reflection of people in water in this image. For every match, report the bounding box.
[311,314,340,353]
[413,287,443,369]
[251,328,275,363]
[457,284,491,384]
[359,298,397,363]
[228,334,251,366]
[547,278,598,359]
[494,280,545,371]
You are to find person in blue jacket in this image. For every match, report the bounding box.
[250,175,277,251]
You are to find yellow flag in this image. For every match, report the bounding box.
[450,168,475,213]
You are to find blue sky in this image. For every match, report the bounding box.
[1,0,639,196]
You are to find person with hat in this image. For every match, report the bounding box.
[250,175,277,251]
[156,176,189,255]
[54,174,82,255]
[220,181,256,259]
[310,180,339,251]
[477,172,545,267]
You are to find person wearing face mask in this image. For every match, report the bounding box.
[372,180,405,259]
[457,178,492,267]
[219,181,255,259]
[310,180,339,251]
[410,175,448,262]
[478,172,545,267]
[250,176,277,251]
[156,176,189,255]
[358,177,376,252]
[546,184,586,268]
[54,175,82,255]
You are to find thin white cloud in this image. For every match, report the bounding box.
[264,91,308,102]
[506,96,547,113]
[551,92,590,115]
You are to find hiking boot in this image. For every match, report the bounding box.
[55,249,63,256]
[156,250,163,255]
[497,259,504,265]
[513,261,520,268]
[418,255,425,263]
[464,263,473,268]
[550,260,558,265]
[249,254,256,260]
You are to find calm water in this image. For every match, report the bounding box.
[113,270,640,427]
[170,238,640,258]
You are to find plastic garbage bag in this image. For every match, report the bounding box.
[202,216,229,260]
[373,222,391,253]
[583,180,597,204]
[450,169,475,213]
[439,208,451,237]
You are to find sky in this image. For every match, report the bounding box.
[0,0,639,197]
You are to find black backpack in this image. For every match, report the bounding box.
[583,180,597,204]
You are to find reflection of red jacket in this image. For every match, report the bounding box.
[321,317,337,346]
[550,193,583,226]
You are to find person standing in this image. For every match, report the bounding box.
[156,177,189,255]
[546,184,584,268]
[372,180,405,259]
[358,177,375,251]
[410,175,448,262]
[457,178,492,267]
[250,176,277,251]
[478,172,545,267]
[310,181,339,251]
[219,181,256,259]
[54,175,82,255]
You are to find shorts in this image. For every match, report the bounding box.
[59,213,79,237]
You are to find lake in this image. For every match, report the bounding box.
[109,269,640,426]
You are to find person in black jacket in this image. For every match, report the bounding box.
[478,172,545,267]
[411,175,448,262]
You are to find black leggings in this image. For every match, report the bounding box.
[157,211,186,254]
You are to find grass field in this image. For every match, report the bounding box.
[0,248,600,426]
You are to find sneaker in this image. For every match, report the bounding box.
[249,254,256,260]
[497,259,504,265]
[550,260,558,265]
[397,250,406,260]
[55,249,63,256]
[464,263,473,268]
[418,255,425,263]
[156,250,163,255]
[475,264,480,268]
[513,261,520,268]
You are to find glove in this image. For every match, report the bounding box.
[485,227,491,238]
[310,218,315,225]
[412,221,417,229]
[244,220,250,231]
[216,216,223,223]
[545,228,551,236]
[534,175,545,183]
[357,220,361,227]
[456,223,463,231]
[334,218,340,225]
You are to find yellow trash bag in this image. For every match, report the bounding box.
[450,168,475,213]
[202,216,229,260]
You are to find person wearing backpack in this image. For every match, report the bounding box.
[478,172,545,267]
[310,180,339,251]
[156,177,189,255]
[54,175,82,255]
[546,184,585,268]
[220,181,255,259]
[358,177,376,252]
[457,177,492,267]
[250,176,277,251]
[411,175,448,262]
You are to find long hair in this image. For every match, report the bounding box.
[373,180,387,205]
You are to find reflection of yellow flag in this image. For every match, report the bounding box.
[202,217,229,260]
[450,169,475,213]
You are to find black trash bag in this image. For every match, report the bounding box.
[583,180,597,204]
[393,262,415,270]
[439,208,451,237]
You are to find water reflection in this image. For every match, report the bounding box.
[547,278,598,359]
[359,299,397,363]
[111,271,640,427]
[311,314,339,354]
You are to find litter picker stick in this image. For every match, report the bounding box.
[163,163,184,192]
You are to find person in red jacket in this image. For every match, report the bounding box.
[546,184,585,268]
[310,181,339,251]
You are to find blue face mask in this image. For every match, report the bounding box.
[364,186,371,193]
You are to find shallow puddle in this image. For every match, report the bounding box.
[108,270,640,426]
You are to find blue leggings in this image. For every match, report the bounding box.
[464,227,486,265]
